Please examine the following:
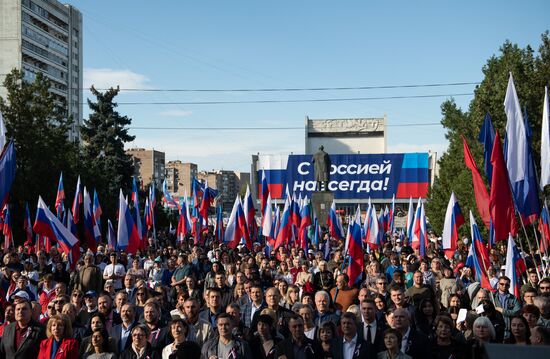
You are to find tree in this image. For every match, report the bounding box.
[427,32,550,237]
[0,69,79,241]
[80,86,135,222]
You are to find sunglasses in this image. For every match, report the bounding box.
[47,305,54,309]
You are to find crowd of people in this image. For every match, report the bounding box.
[0,226,549,359]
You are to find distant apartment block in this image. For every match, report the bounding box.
[0,0,83,141]
[165,161,197,200]
[126,148,165,190]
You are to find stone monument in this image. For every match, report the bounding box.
[311,145,334,226]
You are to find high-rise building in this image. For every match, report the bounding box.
[0,0,83,141]
[165,161,197,200]
[126,148,165,190]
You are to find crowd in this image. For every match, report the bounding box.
[0,226,549,359]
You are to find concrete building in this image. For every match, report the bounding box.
[126,148,165,190]
[0,0,83,141]
[305,116,387,155]
[235,171,251,192]
[165,161,197,200]
[197,170,241,212]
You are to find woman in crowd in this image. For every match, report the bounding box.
[431,315,465,359]
[127,256,146,280]
[120,324,160,359]
[521,304,541,329]
[468,316,495,358]
[37,314,79,359]
[70,289,85,312]
[0,303,14,336]
[505,315,531,345]
[377,328,411,359]
[86,328,116,359]
[162,318,200,359]
[249,314,282,359]
[277,261,293,284]
[414,298,438,338]
[295,261,313,293]
[284,284,300,310]
[317,321,337,359]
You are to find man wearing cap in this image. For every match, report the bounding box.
[0,299,46,359]
[78,290,98,325]
[103,252,126,291]
[75,252,103,294]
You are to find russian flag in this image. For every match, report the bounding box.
[93,189,102,229]
[257,155,287,199]
[442,192,465,259]
[199,180,219,220]
[465,211,492,291]
[347,205,364,286]
[0,141,16,210]
[411,199,427,257]
[224,196,243,249]
[83,187,98,253]
[2,204,13,251]
[215,205,225,243]
[260,169,269,214]
[262,193,273,241]
[162,179,180,210]
[177,193,192,242]
[71,176,82,224]
[117,189,140,254]
[365,201,380,250]
[192,177,204,209]
[327,200,344,240]
[504,233,527,298]
[132,177,143,247]
[34,196,78,256]
[243,184,257,240]
[270,205,280,243]
[107,219,116,250]
[290,193,302,229]
[146,186,156,231]
[538,204,550,253]
[298,197,312,251]
[55,172,65,219]
[274,196,292,249]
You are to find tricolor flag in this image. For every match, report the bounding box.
[224,196,251,250]
[365,201,380,249]
[34,196,79,256]
[260,169,269,215]
[274,195,292,249]
[199,180,219,220]
[0,141,16,209]
[347,205,364,286]
[132,177,143,248]
[242,184,257,241]
[538,204,550,254]
[55,172,65,219]
[411,199,427,257]
[2,204,12,251]
[93,189,102,229]
[406,197,414,240]
[71,176,82,224]
[262,193,273,241]
[327,200,344,240]
[297,197,312,251]
[389,194,396,233]
[117,189,140,254]
[271,205,281,243]
[465,211,492,291]
[162,179,180,210]
[83,187,98,253]
[463,137,491,230]
[504,234,527,298]
[215,205,225,243]
[192,177,204,209]
[442,192,465,259]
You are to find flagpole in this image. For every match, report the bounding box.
[531,225,548,274]
[537,222,549,275]
[516,213,542,281]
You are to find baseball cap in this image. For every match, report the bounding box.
[84,290,97,298]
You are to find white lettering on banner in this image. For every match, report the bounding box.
[357,181,371,192]
[380,161,392,174]
[349,180,360,190]
[337,164,347,175]
[357,164,369,174]
[369,164,379,174]
[328,181,338,191]
[294,181,305,192]
[338,181,350,191]
[297,162,310,175]
[347,164,357,174]
[330,164,337,174]
[305,181,316,191]
[371,180,383,191]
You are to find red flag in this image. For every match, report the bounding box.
[462,136,491,229]
[489,130,517,241]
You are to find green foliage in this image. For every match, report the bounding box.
[427,32,550,236]
[0,69,79,239]
[80,86,136,222]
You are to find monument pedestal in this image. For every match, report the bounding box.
[311,191,334,228]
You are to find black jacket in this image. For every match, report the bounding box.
[331,335,370,359]
[276,336,322,359]
[0,321,46,359]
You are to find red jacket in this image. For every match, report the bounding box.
[37,337,79,359]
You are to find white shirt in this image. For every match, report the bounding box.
[103,263,126,289]
[363,320,377,344]
[305,327,316,340]
[250,302,262,322]
[343,334,357,359]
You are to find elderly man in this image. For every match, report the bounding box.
[314,290,339,326]
[75,252,103,294]
[391,308,430,359]
[250,287,292,337]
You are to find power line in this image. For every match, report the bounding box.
[103,93,473,106]
[88,81,479,93]
[129,122,442,130]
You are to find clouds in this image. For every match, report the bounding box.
[83,68,152,89]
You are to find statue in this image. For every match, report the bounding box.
[312,145,331,191]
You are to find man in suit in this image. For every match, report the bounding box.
[276,314,321,359]
[0,299,46,359]
[109,302,137,353]
[240,284,265,333]
[198,287,223,328]
[333,312,369,359]
[123,274,137,304]
[392,308,430,359]
[358,299,385,356]
[250,287,293,338]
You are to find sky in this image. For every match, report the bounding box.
[67,0,549,172]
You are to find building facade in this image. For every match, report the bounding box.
[165,160,197,200]
[126,148,165,190]
[0,0,83,140]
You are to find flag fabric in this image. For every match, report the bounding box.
[262,193,273,240]
[504,72,528,185]
[71,176,82,224]
[538,204,550,254]
[478,113,496,185]
[107,219,116,251]
[0,110,6,151]
[406,197,414,240]
[327,200,344,240]
[93,189,102,228]
[541,87,550,188]
[490,130,518,241]
[364,200,380,249]
[274,196,292,249]
[508,109,540,225]
[116,189,140,254]
[411,199,427,257]
[162,179,180,210]
[199,180,219,220]
[215,205,225,243]
[177,194,192,243]
[132,177,143,248]
[324,236,331,260]
[270,205,281,244]
[505,234,527,298]
[242,184,257,241]
[24,202,33,248]
[224,196,250,249]
[465,211,492,291]
[463,136,491,229]
[312,215,320,247]
[83,187,98,253]
[192,177,204,209]
[0,141,16,209]
[55,172,65,219]
[146,186,156,232]
[347,206,364,286]
[260,169,269,215]
[34,196,79,255]
[2,204,12,251]
[389,194,395,233]
[442,192,465,259]
[66,210,77,238]
[297,198,312,251]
